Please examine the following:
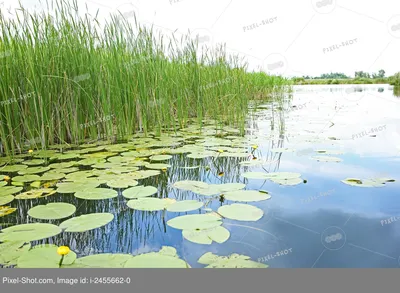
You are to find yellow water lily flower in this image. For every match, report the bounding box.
[28,149,33,153]
[217,149,224,153]
[251,145,258,150]
[161,167,167,172]
[3,175,10,181]
[57,246,70,256]
[218,172,224,177]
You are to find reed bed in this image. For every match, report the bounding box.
[0,0,289,155]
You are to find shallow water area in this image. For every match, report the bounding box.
[1,84,400,268]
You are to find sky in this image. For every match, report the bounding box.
[1,0,400,77]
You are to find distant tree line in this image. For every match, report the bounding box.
[300,70,386,80]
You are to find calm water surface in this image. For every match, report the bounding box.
[2,84,400,268]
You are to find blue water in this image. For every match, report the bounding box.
[2,84,400,268]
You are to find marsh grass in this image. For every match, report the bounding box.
[0,0,288,156]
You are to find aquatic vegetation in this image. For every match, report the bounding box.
[182,226,230,245]
[0,0,287,156]
[28,203,76,220]
[59,213,114,232]
[0,223,62,242]
[17,244,76,268]
[198,252,268,268]
[341,178,395,188]
[217,204,264,221]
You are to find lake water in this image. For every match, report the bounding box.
[1,84,400,268]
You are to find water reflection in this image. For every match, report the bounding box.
[1,84,400,268]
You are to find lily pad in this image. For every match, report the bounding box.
[341,178,385,188]
[167,214,222,230]
[0,206,17,217]
[28,203,76,220]
[1,165,28,172]
[0,186,23,196]
[173,180,209,191]
[0,223,62,242]
[12,174,41,182]
[59,213,114,232]
[145,163,171,170]
[218,204,263,221]
[15,188,56,199]
[66,254,133,268]
[124,246,189,268]
[122,185,158,199]
[150,155,172,161]
[0,194,14,206]
[166,200,204,212]
[198,252,268,268]
[74,188,118,200]
[127,198,172,211]
[56,182,101,193]
[18,166,50,175]
[182,226,230,245]
[22,159,46,166]
[0,241,31,267]
[106,179,138,189]
[17,244,76,268]
[40,172,66,181]
[224,190,271,202]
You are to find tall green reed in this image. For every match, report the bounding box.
[0,0,288,156]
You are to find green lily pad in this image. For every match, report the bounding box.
[198,252,268,268]
[145,163,171,170]
[0,186,23,196]
[40,172,66,181]
[0,206,17,217]
[50,153,81,161]
[74,188,118,200]
[0,223,62,242]
[48,162,76,169]
[270,177,304,186]
[59,213,114,232]
[173,180,209,191]
[150,155,172,161]
[18,166,50,175]
[12,174,41,182]
[341,178,385,188]
[0,241,31,267]
[56,182,101,193]
[127,198,172,211]
[106,179,138,189]
[124,246,189,268]
[66,254,133,268]
[0,181,7,187]
[167,214,222,230]
[1,165,28,172]
[122,185,158,199]
[0,194,14,206]
[28,203,76,220]
[15,188,56,199]
[224,190,271,202]
[166,200,204,212]
[182,226,230,245]
[187,152,216,159]
[17,244,76,268]
[22,159,45,166]
[218,204,263,221]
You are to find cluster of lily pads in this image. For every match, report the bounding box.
[0,124,277,268]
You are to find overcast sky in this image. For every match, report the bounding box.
[2,0,400,77]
